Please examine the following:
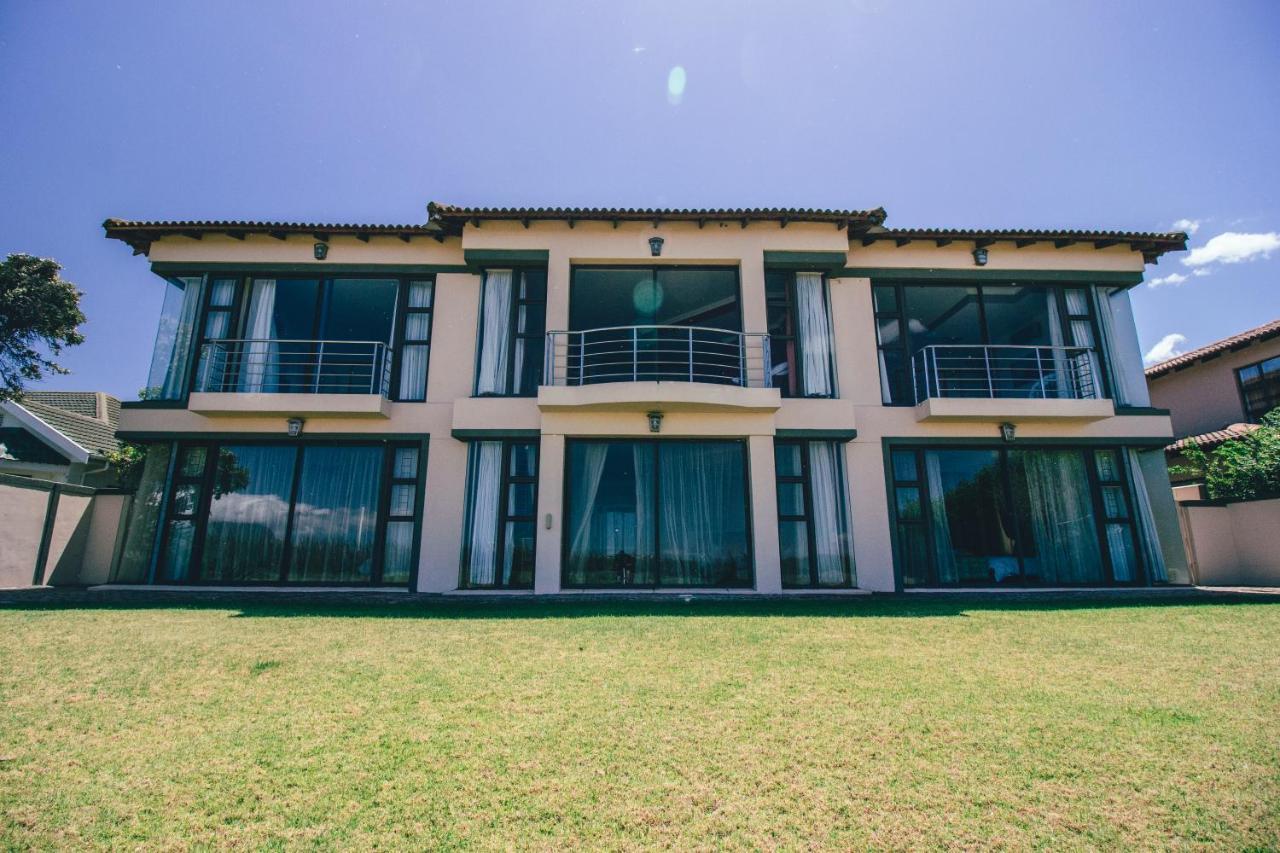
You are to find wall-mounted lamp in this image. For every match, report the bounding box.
[287,417,306,438]
[647,411,664,433]
[972,245,989,266]
[999,421,1016,443]
[649,236,665,257]
[314,242,329,260]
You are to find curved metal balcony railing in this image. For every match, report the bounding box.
[544,326,771,388]
[196,339,393,396]
[911,344,1100,403]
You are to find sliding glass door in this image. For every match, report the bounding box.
[890,445,1141,587]
[564,439,752,588]
[155,441,423,586]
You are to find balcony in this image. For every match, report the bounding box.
[909,344,1114,421]
[188,339,393,417]
[538,326,780,413]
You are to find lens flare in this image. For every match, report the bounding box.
[667,66,686,105]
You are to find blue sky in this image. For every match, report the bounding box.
[1,0,1277,398]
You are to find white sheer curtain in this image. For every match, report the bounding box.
[241,279,277,393]
[566,443,610,583]
[476,269,513,395]
[1045,292,1072,398]
[398,346,428,400]
[808,441,852,586]
[464,442,503,586]
[1094,288,1138,405]
[1019,450,1103,584]
[795,272,834,397]
[924,452,958,584]
[1127,449,1169,582]
[659,444,739,585]
[289,446,382,583]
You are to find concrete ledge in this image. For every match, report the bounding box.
[914,396,1115,422]
[188,392,391,418]
[538,382,782,413]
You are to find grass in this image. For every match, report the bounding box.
[1,595,1278,849]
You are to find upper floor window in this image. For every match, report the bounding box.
[766,271,836,397]
[874,283,1106,405]
[144,275,204,401]
[475,268,547,396]
[1237,355,1280,422]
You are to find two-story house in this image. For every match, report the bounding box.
[102,204,1190,592]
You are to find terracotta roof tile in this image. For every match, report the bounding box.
[1146,318,1280,379]
[1166,423,1262,454]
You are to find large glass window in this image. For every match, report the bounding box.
[154,441,420,585]
[1237,355,1280,423]
[775,440,854,587]
[396,280,435,401]
[567,267,743,385]
[890,446,1141,587]
[874,283,1106,404]
[474,269,547,396]
[461,440,538,588]
[564,440,752,588]
[766,272,836,397]
[144,276,204,400]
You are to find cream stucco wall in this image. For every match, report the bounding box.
[118,222,1178,592]
[1147,337,1280,439]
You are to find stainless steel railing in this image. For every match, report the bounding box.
[195,339,392,396]
[910,344,1099,403]
[544,326,771,388]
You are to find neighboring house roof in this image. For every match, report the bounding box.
[1,391,121,464]
[1166,423,1262,454]
[0,427,69,465]
[425,202,889,235]
[1146,318,1280,379]
[857,227,1187,263]
[102,219,442,255]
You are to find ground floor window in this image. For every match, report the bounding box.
[775,439,854,587]
[461,439,538,588]
[564,439,752,588]
[891,445,1141,587]
[151,440,422,586]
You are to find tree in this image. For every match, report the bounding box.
[1170,408,1280,502]
[0,254,86,401]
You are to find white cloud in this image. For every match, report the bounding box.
[1183,231,1280,267]
[1147,272,1189,288]
[1144,333,1188,365]
[1172,218,1201,235]
[1192,268,1211,277]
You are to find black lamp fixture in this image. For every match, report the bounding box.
[314,242,329,260]
[649,236,665,257]
[972,245,988,266]
[647,411,664,432]
[287,417,306,438]
[999,422,1016,443]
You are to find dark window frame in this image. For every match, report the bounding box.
[153,438,423,587]
[1235,354,1280,423]
[559,437,755,590]
[765,270,837,399]
[391,278,437,402]
[568,264,746,333]
[887,443,1145,588]
[459,438,540,589]
[472,267,548,398]
[872,282,1112,406]
[774,439,853,588]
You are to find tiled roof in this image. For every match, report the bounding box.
[103,218,443,255]
[426,202,888,234]
[1166,423,1262,454]
[857,227,1187,262]
[14,393,121,458]
[1145,318,1280,379]
[22,390,103,419]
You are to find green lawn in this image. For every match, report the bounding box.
[1,595,1277,849]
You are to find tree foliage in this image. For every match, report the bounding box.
[0,254,86,401]
[1169,409,1280,503]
